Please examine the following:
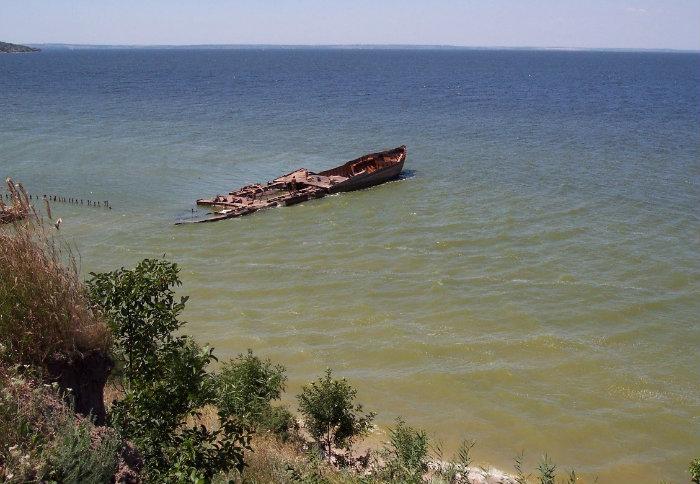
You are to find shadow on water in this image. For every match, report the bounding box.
[398,169,417,180]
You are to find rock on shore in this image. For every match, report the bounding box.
[427,461,519,484]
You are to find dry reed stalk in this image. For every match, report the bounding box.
[0,198,111,366]
[1,178,34,224]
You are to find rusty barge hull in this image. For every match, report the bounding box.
[180,146,406,224]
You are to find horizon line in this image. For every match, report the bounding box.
[20,42,700,54]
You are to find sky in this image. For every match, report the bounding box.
[2,0,699,51]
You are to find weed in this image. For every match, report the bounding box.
[514,451,527,484]
[0,362,121,484]
[257,405,299,441]
[384,417,429,483]
[691,457,700,484]
[537,454,556,484]
[455,439,475,469]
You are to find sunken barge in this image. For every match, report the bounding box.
[180,145,406,224]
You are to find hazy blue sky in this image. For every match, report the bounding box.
[2,0,699,50]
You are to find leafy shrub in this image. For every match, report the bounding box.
[383,417,428,483]
[257,405,299,441]
[0,361,121,484]
[0,217,110,367]
[691,458,700,484]
[44,418,121,484]
[87,258,250,481]
[297,368,375,460]
[87,258,187,386]
[0,363,52,482]
[217,349,287,425]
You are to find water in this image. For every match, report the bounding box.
[1,48,698,482]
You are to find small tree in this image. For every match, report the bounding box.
[297,368,375,460]
[217,349,287,424]
[87,258,186,388]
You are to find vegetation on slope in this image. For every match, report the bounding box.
[0,360,134,482]
[0,213,110,367]
[87,259,251,481]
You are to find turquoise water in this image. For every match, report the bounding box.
[1,48,699,482]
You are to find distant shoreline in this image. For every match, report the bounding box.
[19,43,700,54]
[0,41,40,53]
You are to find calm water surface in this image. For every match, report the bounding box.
[1,49,698,482]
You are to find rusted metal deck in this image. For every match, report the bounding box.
[178,145,406,224]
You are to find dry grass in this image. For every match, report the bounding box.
[0,178,31,225]
[0,185,111,366]
[238,433,362,484]
[103,382,125,411]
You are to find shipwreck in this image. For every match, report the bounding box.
[179,145,407,224]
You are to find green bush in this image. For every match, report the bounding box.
[44,418,121,484]
[0,361,121,484]
[297,368,375,460]
[87,258,187,386]
[87,258,250,482]
[691,458,700,484]
[217,349,286,424]
[0,364,53,482]
[257,405,299,441]
[383,417,429,483]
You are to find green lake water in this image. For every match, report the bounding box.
[1,48,698,482]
